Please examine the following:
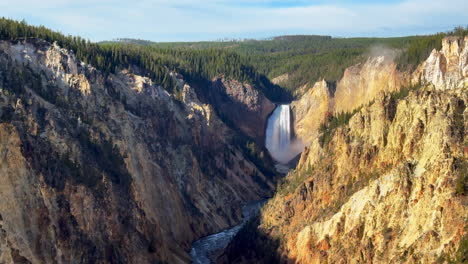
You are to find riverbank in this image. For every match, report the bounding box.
[189,201,265,264]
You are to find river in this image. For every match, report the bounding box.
[190,104,300,263]
[189,201,264,264]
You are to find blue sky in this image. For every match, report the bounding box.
[1,0,467,42]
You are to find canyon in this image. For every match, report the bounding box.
[0,39,277,264]
[221,36,467,263]
[0,23,466,264]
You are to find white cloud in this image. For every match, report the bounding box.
[0,0,467,41]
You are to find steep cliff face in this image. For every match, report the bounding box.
[225,36,467,263]
[292,36,468,146]
[199,77,275,142]
[0,39,274,264]
[334,55,409,113]
[292,55,408,145]
[291,80,333,144]
[414,36,468,90]
[245,85,467,264]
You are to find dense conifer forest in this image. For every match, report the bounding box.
[140,27,468,92]
[0,18,287,101]
[1,17,467,100]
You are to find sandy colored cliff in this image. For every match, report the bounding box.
[223,36,468,264]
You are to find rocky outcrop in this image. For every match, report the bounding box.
[0,39,275,264]
[272,74,290,85]
[202,77,275,141]
[414,36,468,90]
[242,85,467,264]
[291,80,333,144]
[292,36,468,146]
[292,55,408,145]
[334,55,409,113]
[226,36,468,264]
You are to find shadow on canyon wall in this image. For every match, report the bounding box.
[216,216,290,264]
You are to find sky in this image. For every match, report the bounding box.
[0,0,467,42]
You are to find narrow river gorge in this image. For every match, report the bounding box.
[189,103,302,263]
[189,201,265,264]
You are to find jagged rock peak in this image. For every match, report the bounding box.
[415,36,468,90]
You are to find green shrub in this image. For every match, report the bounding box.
[389,84,420,102]
[276,166,314,196]
[455,159,468,196]
[453,232,468,263]
[318,110,357,147]
[438,226,468,263]
[77,129,132,188]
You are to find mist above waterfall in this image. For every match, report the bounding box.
[265,105,304,164]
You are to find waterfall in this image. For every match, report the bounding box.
[265,104,303,165]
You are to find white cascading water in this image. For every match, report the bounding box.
[265,104,303,166]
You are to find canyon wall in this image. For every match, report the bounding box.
[291,80,333,144]
[224,36,468,264]
[0,39,275,264]
[414,36,468,90]
[198,77,275,142]
[292,36,468,146]
[292,55,410,145]
[261,87,466,263]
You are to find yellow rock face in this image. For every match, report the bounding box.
[256,37,468,264]
[292,56,408,145]
[292,79,333,144]
[292,36,468,146]
[262,87,467,263]
[334,56,408,113]
[65,73,91,95]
